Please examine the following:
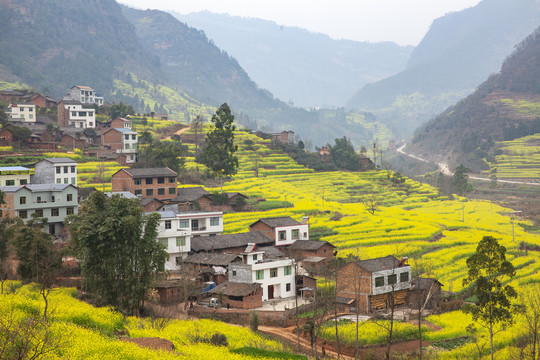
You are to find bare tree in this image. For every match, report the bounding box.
[361,190,382,215]
[517,286,540,360]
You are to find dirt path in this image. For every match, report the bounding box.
[164,126,190,140]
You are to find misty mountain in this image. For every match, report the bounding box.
[408,26,540,171]
[0,0,158,98]
[346,0,540,136]
[173,11,413,108]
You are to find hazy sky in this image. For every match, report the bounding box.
[119,0,482,45]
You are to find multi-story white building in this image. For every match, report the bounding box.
[32,158,78,186]
[229,256,296,301]
[58,101,96,128]
[7,102,36,123]
[63,85,104,106]
[101,127,138,164]
[154,210,224,270]
[0,166,32,186]
[0,184,79,236]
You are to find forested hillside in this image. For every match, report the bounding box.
[408,27,540,171]
[174,11,413,108]
[346,0,540,136]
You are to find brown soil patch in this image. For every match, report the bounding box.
[121,337,175,352]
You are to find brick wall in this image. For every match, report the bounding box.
[336,262,372,313]
[111,169,133,193]
[249,222,274,240]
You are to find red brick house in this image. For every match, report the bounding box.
[110,167,178,200]
[287,240,335,261]
[208,282,262,309]
[20,93,58,108]
[336,256,411,314]
[172,187,247,212]
[0,127,14,146]
[271,130,295,145]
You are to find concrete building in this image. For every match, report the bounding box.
[7,103,36,123]
[63,85,103,106]
[229,256,296,301]
[32,158,78,186]
[0,184,78,236]
[249,216,309,246]
[154,210,224,270]
[57,101,96,128]
[111,167,177,200]
[0,166,32,186]
[101,127,138,164]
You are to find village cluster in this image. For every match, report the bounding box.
[0,85,443,318]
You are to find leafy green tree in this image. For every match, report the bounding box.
[138,140,187,173]
[329,136,360,171]
[10,125,32,143]
[452,164,472,195]
[463,236,518,360]
[197,103,238,190]
[68,192,167,315]
[110,102,135,119]
[13,217,62,320]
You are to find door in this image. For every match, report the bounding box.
[268,285,274,300]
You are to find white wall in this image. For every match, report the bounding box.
[371,267,411,295]
[274,224,309,246]
[251,259,296,301]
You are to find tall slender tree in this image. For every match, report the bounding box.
[463,236,517,360]
[197,103,238,192]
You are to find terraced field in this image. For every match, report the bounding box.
[484,134,540,180]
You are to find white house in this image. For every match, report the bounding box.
[7,103,36,123]
[154,210,224,270]
[63,85,104,106]
[58,101,96,128]
[32,158,78,186]
[0,166,32,186]
[229,256,296,301]
[249,216,309,246]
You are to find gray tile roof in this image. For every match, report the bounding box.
[208,282,261,297]
[412,277,443,290]
[105,127,136,134]
[183,253,241,266]
[105,191,138,199]
[190,231,273,252]
[0,184,74,192]
[355,255,409,273]
[250,216,300,228]
[289,240,335,251]
[40,157,78,164]
[172,187,210,202]
[122,167,177,178]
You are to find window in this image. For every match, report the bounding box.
[165,220,171,229]
[232,270,237,277]
[169,177,176,183]
[400,272,409,283]
[375,276,384,287]
[303,232,308,238]
[278,230,286,241]
[157,177,164,184]
[284,266,292,276]
[64,166,68,173]
[132,134,136,140]
[291,229,299,240]
[146,189,153,196]
[256,270,264,280]
[67,194,73,202]
[159,239,168,247]
[146,178,153,185]
[134,178,142,185]
[270,268,278,278]
[210,217,220,226]
[51,196,55,202]
[37,196,42,203]
[191,219,199,231]
[56,167,61,174]
[20,179,27,185]
[35,209,43,218]
[176,257,182,266]
[168,187,176,195]
[29,114,33,119]
[56,178,61,184]
[157,188,165,195]
[6,180,14,186]
[388,274,397,285]
[64,178,68,184]
[71,177,76,184]
[18,210,27,219]
[179,219,189,228]
[51,208,59,217]
[66,207,74,215]
[286,283,291,292]
[78,112,86,117]
[124,144,130,149]
[176,237,186,247]
[19,196,26,204]
[125,134,129,140]
[49,224,55,235]
[135,189,142,196]
[72,111,77,116]
[71,166,76,173]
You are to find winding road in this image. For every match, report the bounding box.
[396,144,539,186]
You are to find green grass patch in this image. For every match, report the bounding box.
[231,347,307,360]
